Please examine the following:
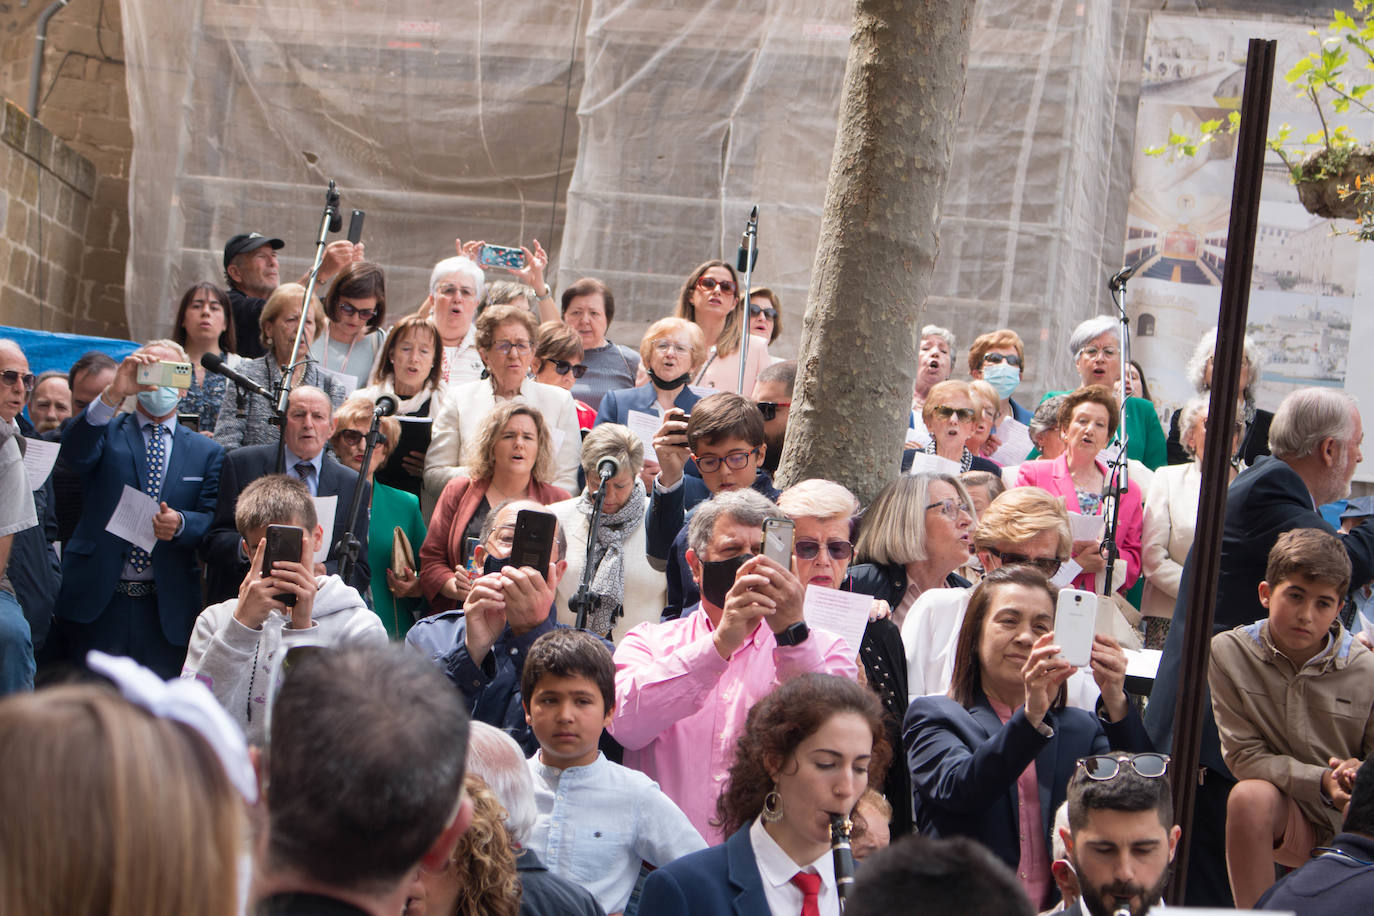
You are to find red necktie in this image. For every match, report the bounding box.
[791,871,821,916]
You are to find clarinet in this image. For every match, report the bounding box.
[1112,903,1132,916]
[830,813,855,911]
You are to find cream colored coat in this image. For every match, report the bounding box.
[1140,461,1200,620]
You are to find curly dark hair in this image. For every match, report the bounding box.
[715,674,891,839]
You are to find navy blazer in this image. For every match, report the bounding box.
[904,690,1151,872]
[201,444,371,605]
[639,825,770,916]
[594,383,701,428]
[57,408,224,645]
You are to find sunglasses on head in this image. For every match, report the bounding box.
[983,546,1062,577]
[337,302,377,320]
[695,276,738,295]
[755,401,790,421]
[1076,753,1170,781]
[337,428,389,448]
[931,405,976,422]
[748,303,778,320]
[0,370,36,391]
[794,539,854,561]
[548,359,588,379]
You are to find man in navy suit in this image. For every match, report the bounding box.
[202,385,370,605]
[56,341,224,678]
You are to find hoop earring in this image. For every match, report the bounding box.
[761,786,783,823]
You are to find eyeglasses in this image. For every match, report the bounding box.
[490,525,516,550]
[983,546,1063,577]
[930,405,976,422]
[0,370,36,391]
[925,498,973,520]
[336,428,389,448]
[1079,346,1120,360]
[748,303,778,320]
[548,359,588,378]
[436,284,476,300]
[755,401,791,421]
[794,539,854,561]
[337,302,376,320]
[1076,753,1170,781]
[691,447,760,473]
[653,340,692,355]
[981,353,1022,368]
[695,276,738,296]
[491,340,532,356]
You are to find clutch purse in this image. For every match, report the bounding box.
[391,526,416,576]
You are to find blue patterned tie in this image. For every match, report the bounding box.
[128,424,167,574]
[294,460,316,492]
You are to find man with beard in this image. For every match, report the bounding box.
[1060,752,1179,916]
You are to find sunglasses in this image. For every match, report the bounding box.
[337,428,389,448]
[983,547,1062,577]
[337,302,377,320]
[931,405,976,422]
[1076,753,1170,781]
[755,401,790,421]
[691,447,760,473]
[981,352,1022,368]
[695,276,738,295]
[748,303,778,320]
[926,498,973,520]
[547,359,588,378]
[794,539,854,561]
[0,370,36,391]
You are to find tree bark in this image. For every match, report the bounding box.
[776,0,975,504]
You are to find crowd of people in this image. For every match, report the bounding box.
[0,225,1372,916]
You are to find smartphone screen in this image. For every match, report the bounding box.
[464,536,482,576]
[762,518,795,567]
[263,524,304,607]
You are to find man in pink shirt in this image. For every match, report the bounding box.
[610,489,858,842]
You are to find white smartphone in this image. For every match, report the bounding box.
[762,518,795,567]
[136,360,193,388]
[1054,588,1097,668]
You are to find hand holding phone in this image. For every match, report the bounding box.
[263,524,305,608]
[136,360,193,388]
[1054,588,1097,668]
[762,518,795,568]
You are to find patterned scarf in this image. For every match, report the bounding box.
[580,478,648,635]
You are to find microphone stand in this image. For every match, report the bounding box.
[1101,267,1134,597]
[569,471,612,632]
[334,409,383,584]
[275,179,341,474]
[735,206,759,395]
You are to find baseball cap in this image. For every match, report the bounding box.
[223,232,284,268]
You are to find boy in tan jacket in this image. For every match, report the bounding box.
[1209,528,1374,907]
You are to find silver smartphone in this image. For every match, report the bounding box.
[762,517,795,567]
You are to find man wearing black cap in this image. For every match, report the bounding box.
[223,232,360,359]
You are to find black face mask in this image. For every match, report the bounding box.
[699,553,752,609]
[649,367,692,390]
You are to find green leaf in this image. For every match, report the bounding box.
[1143,145,1166,157]
[1287,57,1315,83]
[1199,118,1223,133]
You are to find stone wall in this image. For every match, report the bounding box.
[0,0,131,337]
[0,100,96,332]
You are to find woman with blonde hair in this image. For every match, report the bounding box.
[674,259,771,393]
[597,316,708,425]
[404,773,521,916]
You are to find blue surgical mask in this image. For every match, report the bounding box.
[982,363,1020,400]
[137,386,181,417]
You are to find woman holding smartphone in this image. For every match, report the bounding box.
[640,673,889,916]
[903,565,1148,910]
[170,282,237,435]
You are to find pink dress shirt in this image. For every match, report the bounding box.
[988,696,1052,909]
[610,606,858,843]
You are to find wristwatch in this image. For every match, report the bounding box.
[538,283,553,300]
[774,621,810,647]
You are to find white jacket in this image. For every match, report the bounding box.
[181,575,388,746]
[550,495,665,643]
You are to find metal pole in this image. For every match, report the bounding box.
[735,206,758,395]
[1166,37,1275,904]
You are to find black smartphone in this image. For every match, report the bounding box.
[347,209,365,244]
[177,412,200,432]
[262,524,304,607]
[509,509,556,579]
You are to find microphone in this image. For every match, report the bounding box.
[597,456,620,481]
[326,179,342,233]
[736,205,759,272]
[373,395,397,418]
[830,814,854,910]
[1109,262,1138,291]
[201,353,273,402]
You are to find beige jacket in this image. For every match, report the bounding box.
[1209,620,1374,842]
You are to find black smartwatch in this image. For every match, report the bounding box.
[774,621,810,647]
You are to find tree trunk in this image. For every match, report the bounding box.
[775,0,975,504]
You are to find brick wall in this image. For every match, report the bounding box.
[0,0,131,337]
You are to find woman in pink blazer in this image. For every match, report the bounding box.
[1014,385,1143,596]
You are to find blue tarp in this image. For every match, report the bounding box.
[0,325,139,377]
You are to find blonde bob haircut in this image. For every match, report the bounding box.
[855,472,976,566]
[971,486,1072,559]
[778,478,859,523]
[259,282,326,349]
[639,316,707,372]
[465,401,556,484]
[0,685,244,916]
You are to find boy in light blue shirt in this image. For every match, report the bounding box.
[522,629,705,915]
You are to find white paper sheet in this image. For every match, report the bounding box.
[906,451,963,477]
[688,385,716,399]
[20,436,59,487]
[105,484,159,552]
[1050,559,1083,588]
[988,418,1033,466]
[802,585,872,656]
[325,370,359,396]
[1069,513,1106,542]
[312,494,338,563]
[906,414,929,447]
[625,409,661,463]
[1124,648,1162,681]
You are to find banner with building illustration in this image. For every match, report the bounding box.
[1126,14,1373,479]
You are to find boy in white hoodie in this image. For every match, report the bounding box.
[182,474,387,744]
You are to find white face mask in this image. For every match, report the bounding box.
[982,363,1020,399]
[137,386,181,417]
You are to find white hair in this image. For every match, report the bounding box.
[1269,388,1358,461]
[1185,327,1262,405]
[778,479,859,522]
[920,325,955,351]
[1067,316,1120,357]
[464,721,536,845]
[429,255,486,301]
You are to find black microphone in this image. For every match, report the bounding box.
[326,180,342,233]
[1109,262,1138,291]
[201,353,272,402]
[373,395,397,418]
[736,205,759,272]
[597,456,620,481]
